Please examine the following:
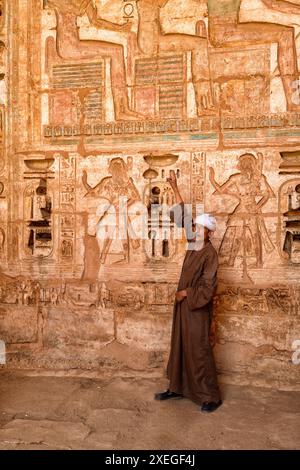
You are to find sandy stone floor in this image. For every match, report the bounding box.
[0,371,299,450]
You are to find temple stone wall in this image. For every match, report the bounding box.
[0,0,300,390]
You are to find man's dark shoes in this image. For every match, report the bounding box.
[201,400,222,413]
[154,389,183,401]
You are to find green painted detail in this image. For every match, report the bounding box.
[50,140,78,145]
[190,133,218,140]
[223,130,257,138]
[224,128,300,140]
[85,134,218,144]
[267,129,300,137]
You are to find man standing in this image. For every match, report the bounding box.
[155,170,221,413]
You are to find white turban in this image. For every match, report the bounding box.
[194,213,217,231]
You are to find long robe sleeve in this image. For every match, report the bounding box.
[185,249,218,311]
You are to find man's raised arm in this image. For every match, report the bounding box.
[167,170,184,205]
[167,170,195,241]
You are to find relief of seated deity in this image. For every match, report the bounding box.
[44,0,141,120]
[206,0,300,112]
[135,0,215,115]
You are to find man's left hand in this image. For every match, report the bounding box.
[175,290,187,302]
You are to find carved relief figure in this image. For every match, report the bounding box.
[44,0,140,120]
[206,0,300,111]
[209,153,275,271]
[136,0,215,115]
[214,285,299,316]
[82,158,140,279]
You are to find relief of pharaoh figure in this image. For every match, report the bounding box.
[81,158,141,280]
[205,0,300,112]
[135,0,215,115]
[209,153,275,269]
[44,0,141,120]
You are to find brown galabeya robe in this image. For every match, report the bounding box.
[167,239,221,406]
